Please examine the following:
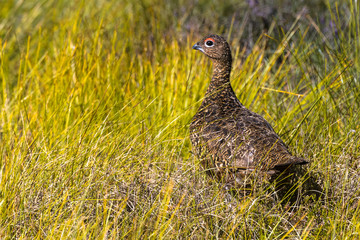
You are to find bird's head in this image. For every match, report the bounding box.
[192,34,232,62]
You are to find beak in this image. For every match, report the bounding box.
[192,43,204,52]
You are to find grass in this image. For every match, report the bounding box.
[0,0,360,238]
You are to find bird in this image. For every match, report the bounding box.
[190,34,308,189]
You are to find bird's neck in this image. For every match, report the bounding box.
[204,59,235,102]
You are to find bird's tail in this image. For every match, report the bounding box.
[274,157,309,171]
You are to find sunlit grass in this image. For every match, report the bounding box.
[0,0,360,238]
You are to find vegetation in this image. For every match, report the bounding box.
[0,0,359,238]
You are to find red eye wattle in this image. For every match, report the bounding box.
[205,38,215,42]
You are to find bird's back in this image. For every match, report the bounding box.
[190,97,306,184]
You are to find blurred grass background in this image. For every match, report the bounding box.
[0,0,360,238]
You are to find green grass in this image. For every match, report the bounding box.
[1,0,360,238]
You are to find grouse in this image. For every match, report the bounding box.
[190,34,308,188]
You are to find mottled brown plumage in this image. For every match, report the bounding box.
[190,34,308,187]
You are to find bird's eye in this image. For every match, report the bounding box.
[205,40,214,47]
